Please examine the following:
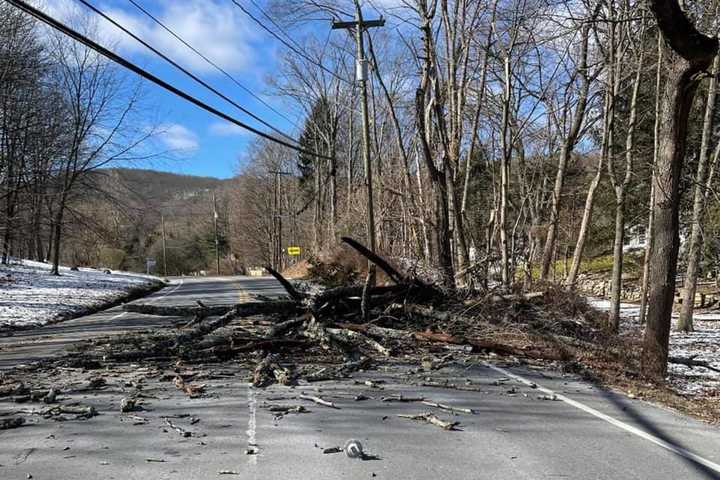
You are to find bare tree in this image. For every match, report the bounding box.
[642,0,718,379]
[677,50,719,332]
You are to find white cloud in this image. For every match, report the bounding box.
[34,0,258,74]
[208,121,247,137]
[157,123,199,151]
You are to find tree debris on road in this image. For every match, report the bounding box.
[397,412,460,430]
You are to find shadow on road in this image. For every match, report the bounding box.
[597,386,718,478]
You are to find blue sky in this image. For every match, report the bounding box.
[38,0,315,178]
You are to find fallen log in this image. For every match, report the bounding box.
[268,315,308,338]
[337,323,412,342]
[413,331,558,360]
[311,285,409,314]
[174,301,299,347]
[124,300,299,321]
[123,304,230,317]
[403,304,464,323]
[213,339,310,358]
[302,318,361,360]
[326,328,391,357]
[341,237,407,284]
[669,356,720,373]
[487,291,545,303]
[265,266,305,303]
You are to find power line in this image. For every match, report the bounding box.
[5,0,330,159]
[247,0,304,52]
[228,0,350,85]
[126,0,300,130]
[73,0,298,145]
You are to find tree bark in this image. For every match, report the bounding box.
[50,188,67,275]
[677,53,719,332]
[639,34,664,326]
[642,0,717,379]
[609,18,644,331]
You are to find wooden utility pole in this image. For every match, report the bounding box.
[212,191,220,276]
[270,170,292,271]
[161,213,168,277]
[333,2,384,320]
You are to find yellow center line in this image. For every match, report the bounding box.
[237,279,251,304]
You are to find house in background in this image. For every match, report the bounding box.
[623,225,688,253]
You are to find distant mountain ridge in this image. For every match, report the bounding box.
[93,168,233,206]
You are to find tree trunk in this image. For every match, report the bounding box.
[499,55,512,287]
[566,86,613,288]
[609,195,625,331]
[50,193,66,275]
[639,33,664,326]
[642,0,718,379]
[609,16,643,331]
[677,53,719,332]
[539,21,591,282]
[435,184,455,287]
[643,53,712,378]
[565,158,603,284]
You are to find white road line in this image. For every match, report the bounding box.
[108,311,127,321]
[150,278,185,304]
[483,362,720,474]
[247,386,258,465]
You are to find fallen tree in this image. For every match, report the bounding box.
[34,238,617,390]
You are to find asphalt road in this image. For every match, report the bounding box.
[0,276,286,369]
[1,276,719,479]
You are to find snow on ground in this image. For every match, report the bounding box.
[0,259,161,329]
[589,297,720,397]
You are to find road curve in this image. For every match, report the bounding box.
[0,275,286,369]
[0,276,719,479]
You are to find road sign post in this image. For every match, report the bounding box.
[146,258,157,275]
[287,246,301,256]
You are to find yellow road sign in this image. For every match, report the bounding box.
[287,246,302,256]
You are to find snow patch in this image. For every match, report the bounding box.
[588,297,720,397]
[0,259,161,329]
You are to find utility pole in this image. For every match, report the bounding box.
[161,213,168,277]
[212,191,220,276]
[270,170,292,271]
[275,171,281,271]
[333,3,384,320]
